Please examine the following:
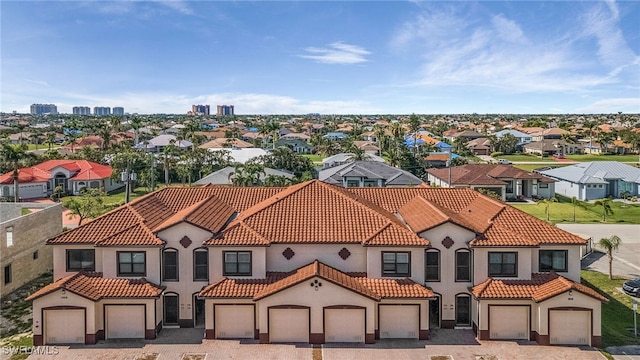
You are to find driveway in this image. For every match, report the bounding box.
[557,224,640,279]
[22,329,606,360]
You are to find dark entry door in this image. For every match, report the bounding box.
[164,295,179,325]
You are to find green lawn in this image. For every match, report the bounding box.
[566,154,640,163]
[511,199,640,224]
[581,270,640,348]
[25,144,61,151]
[513,164,569,173]
[302,154,324,166]
[495,154,556,162]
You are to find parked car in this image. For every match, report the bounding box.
[623,277,640,297]
[497,159,512,165]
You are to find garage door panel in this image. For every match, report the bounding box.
[325,309,364,342]
[550,310,590,345]
[379,305,419,339]
[269,308,309,343]
[489,306,528,340]
[215,305,254,339]
[106,306,145,339]
[45,309,84,344]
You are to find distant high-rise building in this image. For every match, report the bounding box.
[30,104,58,115]
[216,105,234,116]
[113,107,125,115]
[72,106,91,115]
[192,104,210,115]
[94,107,111,116]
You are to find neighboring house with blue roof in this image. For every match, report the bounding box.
[537,161,640,200]
[493,129,533,148]
[323,132,349,140]
[319,160,423,187]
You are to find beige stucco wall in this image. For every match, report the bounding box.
[536,291,602,336]
[421,223,475,323]
[101,247,161,284]
[256,276,376,335]
[531,245,581,282]
[52,245,103,281]
[209,247,267,282]
[157,223,215,322]
[366,247,425,284]
[266,244,366,273]
[1,203,62,295]
[32,289,96,336]
[473,247,533,283]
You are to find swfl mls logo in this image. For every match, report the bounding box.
[2,346,59,355]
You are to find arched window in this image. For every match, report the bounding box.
[193,248,208,281]
[162,248,178,281]
[455,249,471,282]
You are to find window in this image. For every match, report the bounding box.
[4,264,11,284]
[117,251,146,276]
[539,183,549,188]
[33,251,38,260]
[425,250,440,281]
[539,250,568,272]
[488,252,517,277]
[346,180,359,187]
[505,181,514,193]
[162,249,178,281]
[5,227,13,247]
[223,251,251,276]
[66,249,95,271]
[194,249,208,281]
[455,250,471,282]
[382,252,411,277]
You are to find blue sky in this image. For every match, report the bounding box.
[2,1,639,115]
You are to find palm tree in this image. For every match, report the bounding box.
[593,197,614,222]
[0,143,33,202]
[537,197,558,222]
[598,235,621,279]
[570,196,588,223]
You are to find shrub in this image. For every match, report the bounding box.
[490,152,503,158]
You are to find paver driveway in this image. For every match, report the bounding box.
[24,329,606,360]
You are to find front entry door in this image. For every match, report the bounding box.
[194,296,205,328]
[455,295,470,326]
[429,296,440,329]
[164,294,179,326]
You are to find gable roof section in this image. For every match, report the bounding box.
[200,260,433,301]
[398,196,478,233]
[154,194,235,233]
[427,164,554,186]
[472,273,607,302]
[26,272,164,301]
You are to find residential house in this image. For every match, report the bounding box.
[275,138,313,154]
[323,132,349,141]
[537,161,640,200]
[0,160,122,200]
[444,130,485,143]
[319,161,424,187]
[466,138,492,156]
[427,164,555,201]
[199,138,254,149]
[1,202,62,296]
[530,128,570,142]
[194,167,294,186]
[207,148,269,164]
[493,129,533,149]
[27,180,605,347]
[134,134,193,153]
[523,140,582,157]
[322,153,385,169]
[352,141,380,156]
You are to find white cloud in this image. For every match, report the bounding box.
[151,0,194,15]
[300,42,370,64]
[491,14,528,44]
[576,98,640,113]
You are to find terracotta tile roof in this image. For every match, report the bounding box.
[205,221,271,246]
[200,261,433,300]
[47,206,143,244]
[154,194,235,233]
[427,164,554,186]
[357,278,434,299]
[398,196,477,233]
[26,272,164,301]
[0,160,112,184]
[472,273,607,302]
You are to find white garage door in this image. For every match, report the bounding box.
[379,305,419,339]
[215,305,255,339]
[489,306,529,340]
[325,308,365,342]
[269,308,309,343]
[106,305,145,339]
[20,184,45,199]
[550,310,590,345]
[44,309,84,344]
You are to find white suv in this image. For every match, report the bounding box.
[497,159,512,165]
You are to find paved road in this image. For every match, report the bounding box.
[557,224,640,279]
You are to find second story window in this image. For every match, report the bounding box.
[382,252,411,277]
[4,264,12,285]
[488,252,517,277]
[118,251,146,276]
[162,249,178,281]
[194,249,208,281]
[66,249,95,271]
[5,227,13,247]
[455,250,471,282]
[539,250,568,272]
[223,251,251,276]
[425,250,440,281]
